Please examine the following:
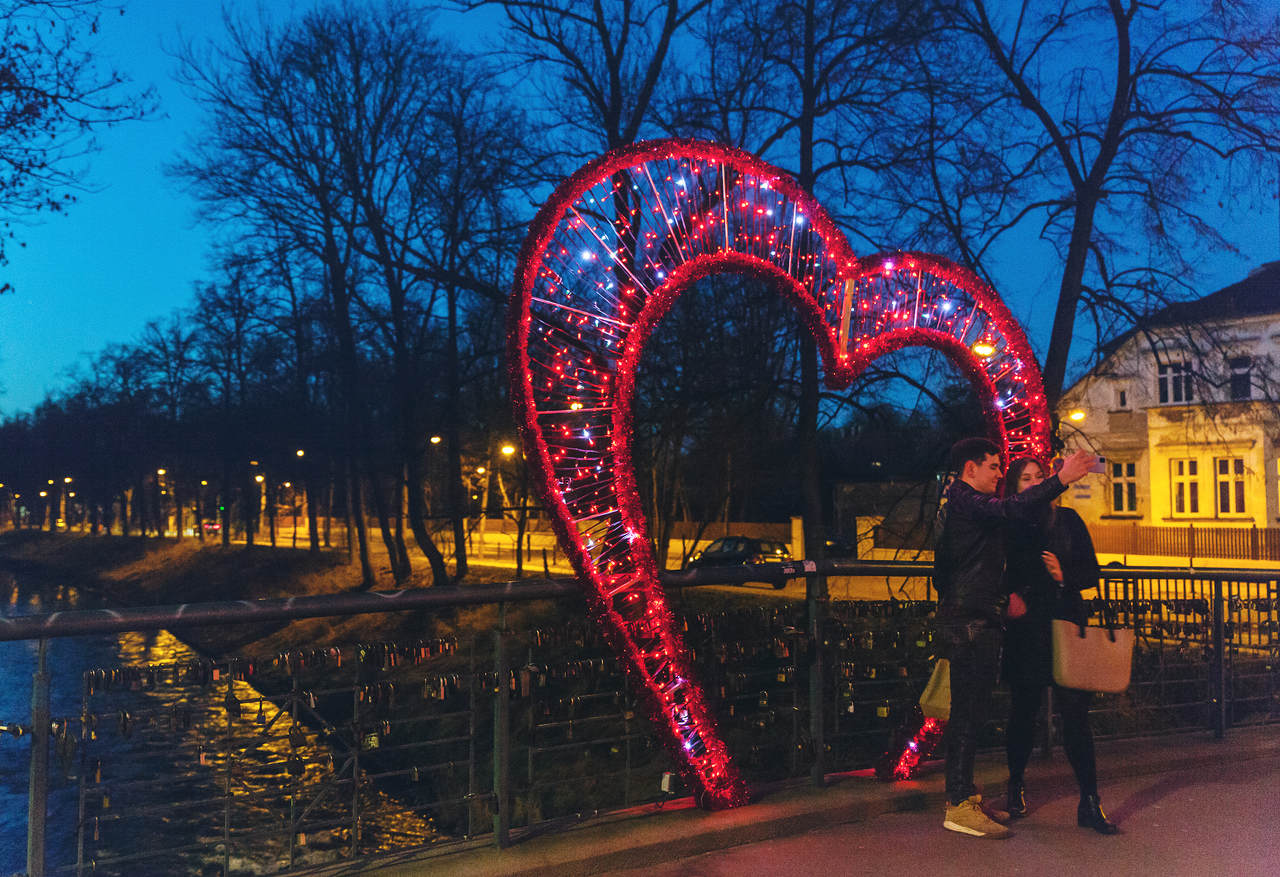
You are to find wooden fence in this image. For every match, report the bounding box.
[1086,523,1280,562]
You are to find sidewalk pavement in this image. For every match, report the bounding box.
[355,724,1280,877]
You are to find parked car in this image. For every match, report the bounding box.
[683,536,793,589]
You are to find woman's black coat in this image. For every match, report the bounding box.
[1002,504,1100,689]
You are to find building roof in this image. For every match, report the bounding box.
[1143,260,1280,327]
[1097,260,1280,360]
[1066,261,1280,402]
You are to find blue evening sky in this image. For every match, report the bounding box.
[0,1,1276,416]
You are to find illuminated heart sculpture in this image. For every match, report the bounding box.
[508,139,1051,808]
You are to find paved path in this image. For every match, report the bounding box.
[363,725,1279,877]
[604,752,1280,877]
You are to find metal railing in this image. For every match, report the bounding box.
[0,561,1276,875]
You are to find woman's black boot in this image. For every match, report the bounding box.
[1006,779,1028,818]
[1077,795,1119,834]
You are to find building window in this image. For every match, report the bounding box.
[1158,362,1194,404]
[1229,357,1252,400]
[1171,459,1199,515]
[1111,461,1137,512]
[1116,388,1128,409]
[1215,458,1247,515]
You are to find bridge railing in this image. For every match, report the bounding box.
[1,562,1275,875]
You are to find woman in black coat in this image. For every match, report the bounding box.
[1002,456,1118,834]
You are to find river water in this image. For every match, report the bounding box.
[0,567,439,876]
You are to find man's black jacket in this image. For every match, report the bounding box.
[933,474,1068,622]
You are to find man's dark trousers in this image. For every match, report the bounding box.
[940,615,1001,804]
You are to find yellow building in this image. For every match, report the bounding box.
[1056,262,1280,533]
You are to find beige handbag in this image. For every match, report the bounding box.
[918,658,951,720]
[1051,619,1135,693]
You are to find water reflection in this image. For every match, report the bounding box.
[0,575,440,875]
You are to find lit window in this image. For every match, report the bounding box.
[1215,458,1247,515]
[1171,459,1199,515]
[1111,462,1137,513]
[1228,357,1252,400]
[1157,362,1194,404]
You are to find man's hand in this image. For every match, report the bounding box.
[1056,448,1096,484]
[1006,591,1028,619]
[1041,551,1064,582]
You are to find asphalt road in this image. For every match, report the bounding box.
[604,752,1280,877]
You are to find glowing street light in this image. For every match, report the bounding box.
[1068,409,1086,422]
[296,449,305,458]
[430,436,442,445]
[255,474,265,484]
[501,444,517,456]
[157,468,166,476]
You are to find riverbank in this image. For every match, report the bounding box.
[0,530,534,658]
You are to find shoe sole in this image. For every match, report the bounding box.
[943,819,1012,838]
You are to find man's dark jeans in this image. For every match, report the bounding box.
[939,615,1001,805]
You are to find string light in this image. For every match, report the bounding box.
[509,138,1052,809]
[891,717,946,780]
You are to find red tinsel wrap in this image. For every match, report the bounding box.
[506,139,1050,809]
[892,717,947,780]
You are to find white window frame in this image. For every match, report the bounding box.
[1157,361,1194,404]
[1110,461,1137,513]
[1215,457,1247,516]
[1171,458,1200,516]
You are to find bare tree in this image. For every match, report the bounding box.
[0,0,152,282]
[878,0,1280,406]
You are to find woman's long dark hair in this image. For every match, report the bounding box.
[1005,456,1046,498]
[1005,456,1053,536]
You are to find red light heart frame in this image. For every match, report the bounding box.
[508,138,1050,808]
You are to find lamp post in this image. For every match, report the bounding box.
[500,442,533,577]
[155,469,167,537]
[61,477,72,530]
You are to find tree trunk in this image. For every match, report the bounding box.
[406,456,449,585]
[363,459,408,583]
[267,478,277,547]
[306,477,320,552]
[445,286,468,580]
[1041,195,1101,408]
[220,461,232,548]
[346,457,375,588]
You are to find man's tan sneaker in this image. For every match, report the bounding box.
[943,795,1013,838]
